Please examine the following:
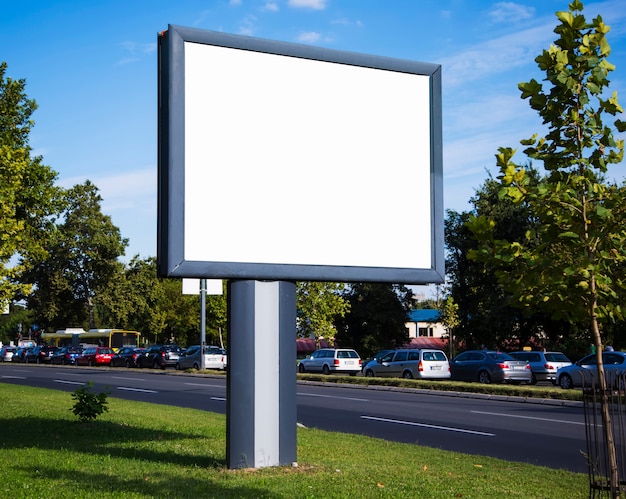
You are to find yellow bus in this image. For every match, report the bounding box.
[42,328,141,351]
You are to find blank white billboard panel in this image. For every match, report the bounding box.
[158,25,443,283]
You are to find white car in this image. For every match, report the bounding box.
[363,348,450,379]
[298,348,361,376]
[175,345,227,370]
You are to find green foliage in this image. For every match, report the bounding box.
[0,61,63,311]
[94,257,228,346]
[296,281,349,341]
[70,382,110,423]
[21,181,128,330]
[335,283,414,357]
[468,1,625,329]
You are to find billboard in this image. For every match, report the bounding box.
[158,25,443,284]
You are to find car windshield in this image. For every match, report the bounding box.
[545,353,570,362]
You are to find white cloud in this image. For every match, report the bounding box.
[440,23,553,87]
[288,0,327,10]
[264,2,279,12]
[488,2,535,24]
[297,31,321,43]
[331,17,363,28]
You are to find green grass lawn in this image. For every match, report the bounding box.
[0,383,588,498]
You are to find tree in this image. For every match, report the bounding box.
[94,257,228,347]
[468,2,625,493]
[22,181,128,330]
[296,281,349,344]
[0,62,62,310]
[446,175,574,352]
[334,283,414,358]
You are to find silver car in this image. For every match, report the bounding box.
[508,351,572,384]
[175,345,227,370]
[450,350,532,384]
[363,348,450,379]
[555,351,626,389]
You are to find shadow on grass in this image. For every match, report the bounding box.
[7,464,282,498]
[0,415,285,497]
[0,416,223,468]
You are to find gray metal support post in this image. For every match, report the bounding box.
[200,278,206,370]
[226,280,297,469]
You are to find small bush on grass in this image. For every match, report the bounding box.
[71,381,110,423]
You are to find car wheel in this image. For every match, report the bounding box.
[36,357,41,364]
[402,371,414,379]
[478,371,491,384]
[175,363,181,370]
[88,360,93,367]
[365,370,374,377]
[298,363,306,373]
[125,359,131,368]
[193,362,200,370]
[153,360,159,369]
[531,374,537,385]
[322,364,330,375]
[559,373,574,390]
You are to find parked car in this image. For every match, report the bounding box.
[298,348,361,376]
[0,345,16,362]
[136,344,183,369]
[24,345,59,364]
[50,346,83,365]
[110,347,147,368]
[555,351,626,389]
[363,348,450,379]
[361,349,395,373]
[450,350,532,384]
[508,350,572,384]
[175,345,227,371]
[75,346,115,366]
[11,346,33,363]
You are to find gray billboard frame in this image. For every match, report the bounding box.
[158,24,443,284]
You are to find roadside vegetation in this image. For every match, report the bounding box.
[0,383,587,498]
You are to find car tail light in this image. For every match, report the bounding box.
[161,351,166,357]
[358,359,362,366]
[418,360,424,372]
[497,363,508,369]
[334,359,340,366]
[526,364,531,370]
[545,363,554,369]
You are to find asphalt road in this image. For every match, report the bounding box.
[0,363,589,473]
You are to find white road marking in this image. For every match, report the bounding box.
[211,397,226,401]
[185,383,225,388]
[111,376,145,381]
[299,392,369,402]
[54,379,84,385]
[361,415,496,436]
[1,375,26,379]
[116,386,157,393]
[471,410,585,426]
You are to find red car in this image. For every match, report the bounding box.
[76,346,114,366]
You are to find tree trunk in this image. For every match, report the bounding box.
[591,298,620,497]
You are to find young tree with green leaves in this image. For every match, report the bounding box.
[468,2,625,493]
[0,62,62,310]
[296,281,349,345]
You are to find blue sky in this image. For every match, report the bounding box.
[2,0,626,265]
